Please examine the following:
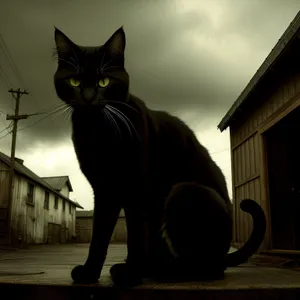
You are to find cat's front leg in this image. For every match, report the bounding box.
[110,203,148,287]
[71,189,121,283]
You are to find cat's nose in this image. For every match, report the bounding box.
[83,88,96,103]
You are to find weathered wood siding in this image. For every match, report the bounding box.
[0,161,9,208]
[0,162,10,239]
[59,185,70,198]
[8,173,76,245]
[230,64,300,249]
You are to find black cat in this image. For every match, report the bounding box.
[53,27,266,287]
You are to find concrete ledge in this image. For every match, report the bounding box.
[1,244,300,300]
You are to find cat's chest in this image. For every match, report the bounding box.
[72,125,142,170]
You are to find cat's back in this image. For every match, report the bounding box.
[129,95,230,202]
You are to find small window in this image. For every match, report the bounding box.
[44,191,49,209]
[54,196,58,209]
[63,199,65,211]
[27,183,34,204]
[69,203,72,214]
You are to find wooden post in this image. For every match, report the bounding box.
[6,88,29,244]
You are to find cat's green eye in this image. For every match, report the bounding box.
[98,77,110,88]
[69,77,80,87]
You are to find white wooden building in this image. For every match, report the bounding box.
[0,151,83,246]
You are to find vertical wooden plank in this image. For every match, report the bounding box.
[251,110,258,133]
[236,187,241,245]
[241,184,246,244]
[233,150,238,188]
[230,128,237,244]
[266,95,274,120]
[286,71,296,103]
[253,134,259,175]
[235,148,240,185]
[257,132,271,249]
[241,144,246,182]
[294,69,300,95]
[249,136,255,177]
[244,140,250,179]
[257,107,262,127]
[270,87,278,115]
[244,182,249,239]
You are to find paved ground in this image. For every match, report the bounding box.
[0,243,300,299]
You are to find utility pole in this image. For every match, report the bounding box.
[6,88,29,244]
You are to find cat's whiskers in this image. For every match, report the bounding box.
[103,108,121,139]
[58,58,80,72]
[39,103,69,120]
[106,105,141,142]
[102,101,139,114]
[71,48,80,67]
[51,104,72,121]
[98,52,106,75]
[37,102,66,115]
[64,106,74,121]
[106,106,133,137]
[101,65,120,73]
[100,59,113,73]
[23,103,69,125]
[69,57,80,71]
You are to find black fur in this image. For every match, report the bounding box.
[53,27,266,287]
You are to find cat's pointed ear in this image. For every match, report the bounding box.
[54,27,76,57]
[104,27,126,54]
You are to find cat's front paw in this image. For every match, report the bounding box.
[110,263,143,287]
[71,264,100,283]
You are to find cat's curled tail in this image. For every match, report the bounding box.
[162,183,267,268]
[226,199,266,267]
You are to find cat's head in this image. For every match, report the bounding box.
[54,27,129,109]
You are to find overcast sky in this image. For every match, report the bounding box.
[0,0,299,210]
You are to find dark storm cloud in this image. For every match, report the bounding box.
[0,0,299,148]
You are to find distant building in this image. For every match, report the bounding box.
[218,12,300,252]
[76,210,93,243]
[0,151,83,246]
[76,209,127,243]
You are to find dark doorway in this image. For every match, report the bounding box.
[265,105,300,250]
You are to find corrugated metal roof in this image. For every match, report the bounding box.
[218,10,300,132]
[76,210,93,218]
[0,151,83,209]
[41,176,73,192]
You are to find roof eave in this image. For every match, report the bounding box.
[218,11,300,132]
[67,179,74,192]
[0,157,83,209]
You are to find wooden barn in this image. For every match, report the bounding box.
[218,11,300,252]
[0,151,83,246]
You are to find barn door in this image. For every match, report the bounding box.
[266,105,300,250]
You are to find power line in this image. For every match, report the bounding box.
[17,112,52,132]
[0,64,13,89]
[0,119,10,134]
[0,34,26,88]
[16,103,68,133]
[0,33,41,110]
[0,109,7,114]
[0,105,55,138]
[0,116,12,135]
[0,129,11,140]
